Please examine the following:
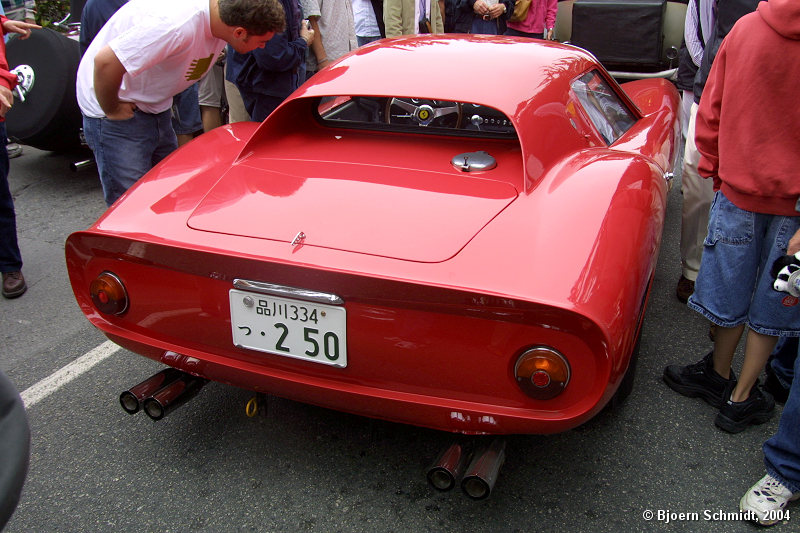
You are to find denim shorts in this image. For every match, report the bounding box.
[688,191,800,336]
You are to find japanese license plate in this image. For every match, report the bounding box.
[229,289,347,367]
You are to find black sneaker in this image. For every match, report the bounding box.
[763,365,790,405]
[715,386,775,434]
[663,352,736,408]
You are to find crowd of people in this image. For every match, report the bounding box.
[1,0,798,526]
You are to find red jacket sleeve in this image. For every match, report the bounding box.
[0,16,20,92]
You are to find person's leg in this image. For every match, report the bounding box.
[741,350,800,525]
[730,331,778,402]
[680,90,693,140]
[712,324,746,380]
[763,350,800,492]
[94,112,162,206]
[356,35,382,46]
[765,337,797,403]
[0,124,22,274]
[224,60,251,123]
[1,125,26,298]
[199,63,224,131]
[172,85,202,146]
[677,102,715,302]
[666,192,763,410]
[152,109,179,167]
[716,212,800,432]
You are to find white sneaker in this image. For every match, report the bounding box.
[740,474,800,526]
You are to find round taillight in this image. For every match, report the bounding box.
[514,346,570,400]
[90,272,129,315]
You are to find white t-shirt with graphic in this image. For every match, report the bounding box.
[77,0,225,117]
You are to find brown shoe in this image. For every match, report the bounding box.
[676,275,695,304]
[2,271,27,299]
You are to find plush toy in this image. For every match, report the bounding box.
[771,252,800,297]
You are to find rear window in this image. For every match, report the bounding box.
[571,71,636,144]
[317,96,517,139]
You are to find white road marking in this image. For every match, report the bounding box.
[21,340,121,408]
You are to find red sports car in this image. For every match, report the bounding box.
[66,35,680,437]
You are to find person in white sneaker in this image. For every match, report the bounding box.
[740,228,800,526]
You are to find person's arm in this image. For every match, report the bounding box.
[253,21,313,72]
[694,37,727,183]
[1,19,39,39]
[684,0,703,67]
[789,229,800,256]
[0,85,12,118]
[544,0,557,39]
[93,45,136,120]
[0,16,20,116]
[308,16,330,69]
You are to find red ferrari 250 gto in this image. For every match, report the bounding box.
[66,36,680,443]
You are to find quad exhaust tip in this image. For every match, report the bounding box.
[120,368,207,420]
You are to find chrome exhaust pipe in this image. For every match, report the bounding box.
[70,159,95,172]
[426,442,470,492]
[460,438,506,500]
[119,368,184,414]
[142,374,208,421]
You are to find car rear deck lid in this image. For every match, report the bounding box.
[187,161,517,263]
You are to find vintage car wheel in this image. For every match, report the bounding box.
[385,98,462,128]
[6,28,83,152]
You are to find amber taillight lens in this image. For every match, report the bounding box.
[514,346,570,399]
[89,272,129,316]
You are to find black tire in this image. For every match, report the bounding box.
[6,28,83,152]
[608,325,641,410]
[0,369,30,530]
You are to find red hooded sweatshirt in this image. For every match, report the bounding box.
[0,16,20,122]
[695,0,800,216]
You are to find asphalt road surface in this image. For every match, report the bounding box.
[1,144,793,532]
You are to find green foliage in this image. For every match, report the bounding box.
[33,0,71,28]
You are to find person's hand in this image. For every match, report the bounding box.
[105,101,137,120]
[473,0,489,16]
[0,86,13,118]
[2,20,41,39]
[300,19,315,46]
[487,2,505,19]
[789,228,800,256]
[545,27,554,40]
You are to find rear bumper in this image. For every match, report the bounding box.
[105,331,612,435]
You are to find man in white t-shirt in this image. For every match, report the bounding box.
[77,0,285,206]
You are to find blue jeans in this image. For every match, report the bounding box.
[238,89,284,123]
[0,123,22,273]
[357,35,381,47]
[764,345,800,493]
[83,109,177,207]
[171,85,202,135]
[688,191,800,336]
[770,337,797,390]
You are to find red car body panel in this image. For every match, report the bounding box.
[66,36,680,434]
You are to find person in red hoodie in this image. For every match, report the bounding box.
[0,15,38,298]
[665,0,800,435]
